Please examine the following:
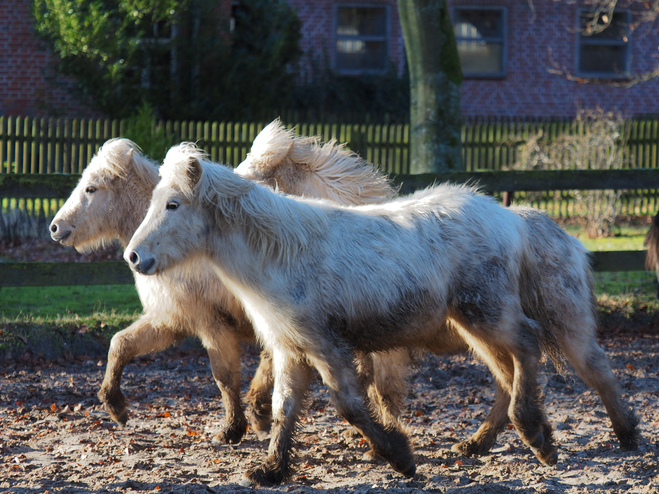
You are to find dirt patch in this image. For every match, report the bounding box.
[1,336,658,494]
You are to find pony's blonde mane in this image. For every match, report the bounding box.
[85,138,159,187]
[162,143,328,264]
[241,119,397,205]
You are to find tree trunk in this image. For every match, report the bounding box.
[398,0,463,174]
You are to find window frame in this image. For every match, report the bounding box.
[333,3,391,75]
[576,9,632,79]
[452,6,508,79]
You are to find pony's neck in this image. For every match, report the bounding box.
[211,182,328,271]
[116,167,159,248]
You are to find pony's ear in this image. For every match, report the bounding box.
[186,157,203,188]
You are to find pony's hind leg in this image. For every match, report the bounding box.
[562,336,638,450]
[245,349,274,439]
[452,381,510,457]
[242,349,314,486]
[98,317,179,426]
[457,317,557,466]
[307,347,416,478]
[368,349,412,425]
[206,333,249,445]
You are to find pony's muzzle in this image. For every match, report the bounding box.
[126,249,157,275]
[49,220,72,243]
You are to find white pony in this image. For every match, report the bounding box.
[48,122,397,446]
[126,145,563,485]
[240,126,640,461]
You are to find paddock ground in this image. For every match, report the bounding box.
[1,333,657,494]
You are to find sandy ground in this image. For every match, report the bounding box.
[1,334,658,494]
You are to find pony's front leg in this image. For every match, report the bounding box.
[206,334,249,446]
[242,350,314,486]
[245,349,274,439]
[98,317,178,427]
[308,348,416,478]
[452,381,510,456]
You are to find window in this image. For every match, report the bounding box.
[578,10,631,77]
[453,7,507,77]
[335,5,389,74]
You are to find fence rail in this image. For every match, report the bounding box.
[1,170,656,284]
[0,249,647,288]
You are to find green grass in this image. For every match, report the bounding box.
[0,284,141,320]
[564,224,648,251]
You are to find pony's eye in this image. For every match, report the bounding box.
[85,186,97,194]
[166,201,179,211]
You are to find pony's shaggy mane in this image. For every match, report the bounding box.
[242,119,397,205]
[161,143,328,265]
[86,138,159,187]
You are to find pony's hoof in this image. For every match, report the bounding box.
[211,423,246,446]
[98,389,128,427]
[400,461,416,478]
[246,406,272,436]
[451,438,494,457]
[620,435,639,452]
[254,429,270,441]
[531,442,558,466]
[102,403,128,428]
[363,448,384,463]
[241,465,285,487]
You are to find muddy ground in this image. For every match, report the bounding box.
[1,335,658,494]
[2,239,659,493]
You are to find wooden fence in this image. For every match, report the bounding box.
[1,168,657,286]
[2,115,659,173]
[2,115,659,216]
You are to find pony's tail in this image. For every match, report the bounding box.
[643,212,659,271]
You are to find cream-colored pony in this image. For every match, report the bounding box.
[239,123,639,462]
[49,122,396,446]
[126,145,565,485]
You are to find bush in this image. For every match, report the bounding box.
[508,109,628,237]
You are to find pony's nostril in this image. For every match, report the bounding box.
[50,223,58,233]
[129,251,140,265]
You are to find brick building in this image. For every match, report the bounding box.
[3,0,659,119]
[0,0,100,118]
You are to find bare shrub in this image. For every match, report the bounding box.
[507,109,628,237]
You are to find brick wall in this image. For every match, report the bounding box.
[0,0,99,118]
[287,0,659,118]
[2,0,659,119]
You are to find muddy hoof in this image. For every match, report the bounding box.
[451,438,494,457]
[246,405,272,436]
[400,461,416,478]
[102,402,128,428]
[363,448,384,463]
[618,420,639,451]
[211,423,247,446]
[531,441,559,466]
[241,464,285,487]
[620,435,639,451]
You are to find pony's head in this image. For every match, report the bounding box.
[125,143,251,275]
[49,138,159,251]
[236,119,396,205]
